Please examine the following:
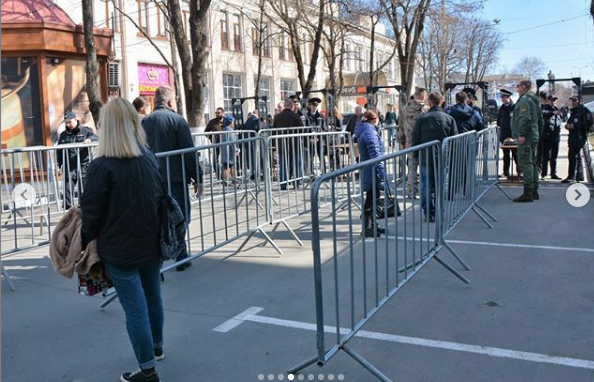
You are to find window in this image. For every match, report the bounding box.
[203,73,210,122]
[252,28,260,56]
[280,79,295,102]
[155,4,167,38]
[254,77,271,114]
[220,12,229,50]
[262,26,271,57]
[344,43,351,71]
[279,33,286,60]
[223,73,242,112]
[251,26,271,57]
[137,0,149,35]
[232,14,242,52]
[108,63,120,87]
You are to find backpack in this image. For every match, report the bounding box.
[159,193,187,261]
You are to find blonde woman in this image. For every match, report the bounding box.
[81,98,165,382]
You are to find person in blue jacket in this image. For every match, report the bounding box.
[354,110,400,237]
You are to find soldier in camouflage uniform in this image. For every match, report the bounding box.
[511,80,544,202]
[399,88,429,198]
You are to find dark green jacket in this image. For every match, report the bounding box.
[511,91,543,143]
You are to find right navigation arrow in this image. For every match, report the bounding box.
[575,190,582,201]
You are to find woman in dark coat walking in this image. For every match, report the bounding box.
[354,110,400,237]
[81,98,165,382]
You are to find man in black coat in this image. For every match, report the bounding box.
[540,95,562,179]
[243,110,261,180]
[57,111,98,209]
[412,93,458,221]
[272,98,304,189]
[562,96,593,183]
[142,85,202,271]
[497,89,517,177]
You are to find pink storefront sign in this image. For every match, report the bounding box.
[138,64,170,95]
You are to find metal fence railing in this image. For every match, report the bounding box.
[288,141,471,381]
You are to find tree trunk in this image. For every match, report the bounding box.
[189,0,211,127]
[168,0,198,125]
[82,0,103,124]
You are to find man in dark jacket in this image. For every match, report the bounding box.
[412,93,458,221]
[346,105,363,136]
[497,89,517,177]
[540,96,562,179]
[142,85,202,271]
[243,110,261,180]
[204,107,225,178]
[272,99,304,190]
[562,96,593,183]
[446,91,483,133]
[57,111,99,209]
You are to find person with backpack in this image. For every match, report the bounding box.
[81,99,166,382]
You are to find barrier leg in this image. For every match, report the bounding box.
[471,206,494,228]
[235,226,284,255]
[100,293,119,309]
[442,241,471,271]
[287,355,319,375]
[433,255,471,284]
[495,183,512,199]
[1,264,16,291]
[343,345,394,382]
[474,202,497,222]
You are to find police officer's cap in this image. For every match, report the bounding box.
[462,87,476,96]
[499,89,513,97]
[63,111,77,122]
[288,95,300,101]
[308,97,322,105]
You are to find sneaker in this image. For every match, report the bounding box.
[550,174,561,180]
[362,227,382,238]
[120,368,160,382]
[561,177,573,184]
[154,348,164,361]
[375,226,386,234]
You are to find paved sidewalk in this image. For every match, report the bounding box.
[2,178,593,382]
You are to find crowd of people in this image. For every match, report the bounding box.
[55,79,592,381]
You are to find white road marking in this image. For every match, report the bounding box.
[212,306,264,332]
[215,307,594,370]
[381,236,594,254]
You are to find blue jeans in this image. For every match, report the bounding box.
[105,259,164,370]
[420,165,435,218]
[169,182,190,261]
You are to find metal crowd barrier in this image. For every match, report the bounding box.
[378,123,400,154]
[1,143,99,255]
[262,130,355,247]
[100,136,271,308]
[1,142,99,290]
[288,141,470,381]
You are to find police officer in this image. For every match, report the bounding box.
[511,80,543,202]
[57,111,98,209]
[497,89,517,178]
[562,96,593,183]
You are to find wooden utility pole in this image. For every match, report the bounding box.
[82,0,103,124]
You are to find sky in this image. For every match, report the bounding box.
[480,0,594,82]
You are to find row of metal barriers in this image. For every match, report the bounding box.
[1,125,504,361]
[288,127,509,381]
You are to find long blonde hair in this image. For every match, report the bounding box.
[96,98,147,158]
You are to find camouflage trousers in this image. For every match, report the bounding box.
[517,141,539,192]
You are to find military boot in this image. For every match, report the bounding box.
[532,190,540,200]
[513,192,534,203]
